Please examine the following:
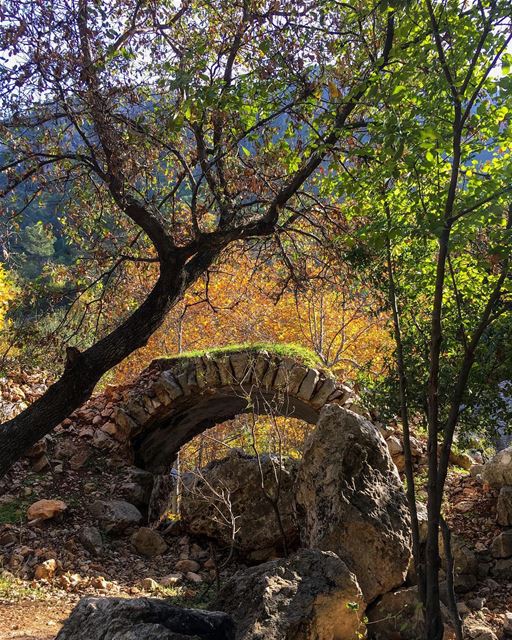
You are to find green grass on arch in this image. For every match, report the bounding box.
[157,342,323,370]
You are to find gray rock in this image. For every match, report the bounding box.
[467,597,486,611]
[491,530,512,559]
[120,467,155,509]
[497,486,512,526]
[211,549,365,640]
[131,527,168,557]
[79,526,103,556]
[180,450,298,559]
[295,405,411,602]
[55,597,235,640]
[481,446,512,488]
[89,500,142,534]
[491,557,512,579]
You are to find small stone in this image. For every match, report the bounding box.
[27,499,67,521]
[70,449,90,470]
[467,597,486,611]
[186,571,203,583]
[190,543,208,561]
[175,559,200,573]
[31,455,50,472]
[454,500,474,513]
[159,573,182,587]
[34,558,57,580]
[141,577,159,592]
[101,422,117,437]
[203,557,216,570]
[130,527,168,557]
[79,526,103,556]
[90,576,109,590]
[25,440,47,459]
[92,430,112,449]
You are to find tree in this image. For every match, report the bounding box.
[0,0,397,477]
[318,1,512,636]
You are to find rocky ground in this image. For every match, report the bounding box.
[0,370,246,639]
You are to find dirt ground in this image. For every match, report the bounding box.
[0,600,72,640]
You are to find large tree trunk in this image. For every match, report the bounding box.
[0,250,214,479]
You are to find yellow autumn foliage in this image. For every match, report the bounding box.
[115,253,392,384]
[0,265,15,339]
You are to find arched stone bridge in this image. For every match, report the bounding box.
[112,348,362,473]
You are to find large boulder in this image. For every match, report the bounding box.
[180,450,298,559]
[89,500,142,534]
[211,549,365,640]
[56,597,235,640]
[295,404,411,602]
[481,447,512,488]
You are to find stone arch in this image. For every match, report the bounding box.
[112,348,360,473]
